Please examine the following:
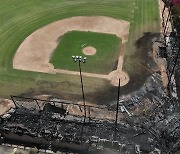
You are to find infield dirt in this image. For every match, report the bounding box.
[13,16,130,86]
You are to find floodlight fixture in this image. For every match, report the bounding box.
[72,55,87,63]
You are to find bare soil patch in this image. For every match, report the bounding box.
[0,99,14,115]
[13,16,130,86]
[82,46,96,55]
[158,0,172,33]
[157,0,170,92]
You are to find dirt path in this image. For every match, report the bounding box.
[158,0,172,33]
[157,0,170,91]
[13,16,130,86]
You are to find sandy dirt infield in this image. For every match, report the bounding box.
[13,16,130,86]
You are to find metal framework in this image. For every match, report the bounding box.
[161,0,180,98]
[10,95,105,120]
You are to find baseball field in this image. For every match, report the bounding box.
[0,0,160,104]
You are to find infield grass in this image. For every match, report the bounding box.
[50,31,121,74]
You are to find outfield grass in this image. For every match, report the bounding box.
[50,31,121,74]
[0,0,160,101]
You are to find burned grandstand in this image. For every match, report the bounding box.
[0,96,150,153]
[0,92,180,154]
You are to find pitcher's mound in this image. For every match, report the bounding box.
[82,46,96,55]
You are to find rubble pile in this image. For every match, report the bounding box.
[0,93,179,153]
[0,98,148,153]
[144,97,180,153]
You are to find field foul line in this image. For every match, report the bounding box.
[55,69,108,79]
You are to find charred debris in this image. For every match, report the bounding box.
[0,94,179,154]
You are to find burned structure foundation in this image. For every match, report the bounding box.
[0,95,180,153]
[0,96,145,153]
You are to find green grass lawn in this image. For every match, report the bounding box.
[0,0,160,102]
[50,31,121,74]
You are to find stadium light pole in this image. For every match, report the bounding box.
[72,55,87,121]
[114,78,120,140]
